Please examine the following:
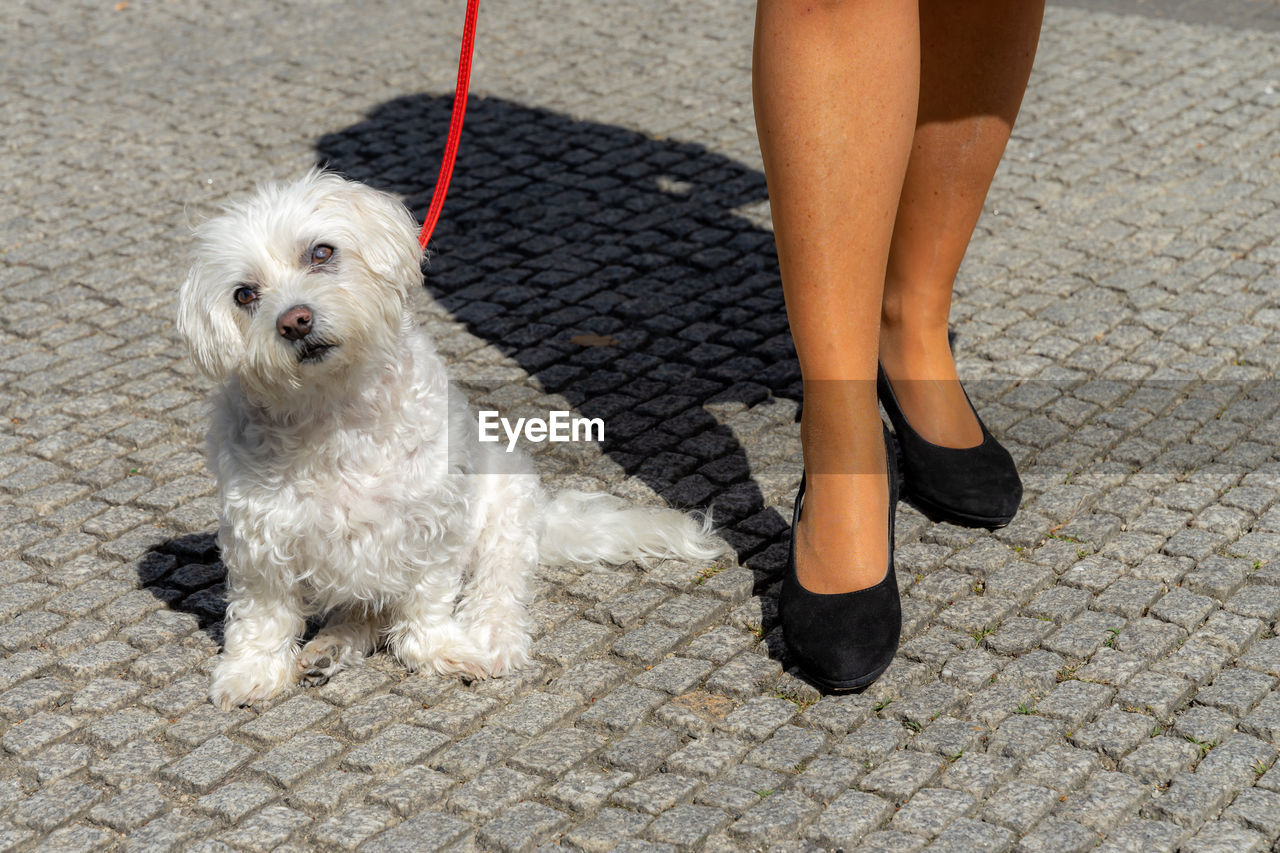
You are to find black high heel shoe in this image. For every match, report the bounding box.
[779,425,901,692]
[876,362,1021,529]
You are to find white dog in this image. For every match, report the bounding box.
[178,170,725,710]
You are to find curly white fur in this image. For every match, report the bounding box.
[178,170,726,710]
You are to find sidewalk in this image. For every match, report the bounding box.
[2,1,1279,850]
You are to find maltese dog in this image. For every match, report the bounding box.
[178,170,725,710]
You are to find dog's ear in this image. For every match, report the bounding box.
[324,178,424,295]
[177,260,244,380]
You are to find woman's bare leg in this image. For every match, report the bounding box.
[753,0,918,593]
[878,0,1045,447]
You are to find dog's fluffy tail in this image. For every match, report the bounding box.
[538,490,728,569]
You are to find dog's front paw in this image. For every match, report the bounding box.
[470,623,531,678]
[210,653,295,710]
[391,623,493,680]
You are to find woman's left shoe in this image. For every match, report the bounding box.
[779,425,901,692]
[877,362,1021,529]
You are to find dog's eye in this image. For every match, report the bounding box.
[311,244,335,265]
[233,286,258,307]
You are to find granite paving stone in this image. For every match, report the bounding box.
[858,751,945,802]
[887,786,974,838]
[836,717,910,765]
[664,734,751,780]
[1194,610,1266,656]
[288,770,371,815]
[927,817,1017,853]
[333,692,417,740]
[1220,786,1280,841]
[1153,637,1234,687]
[121,812,217,852]
[1056,769,1149,834]
[1115,669,1196,723]
[250,731,345,787]
[366,766,456,817]
[24,742,91,786]
[161,735,255,794]
[1179,819,1269,853]
[704,651,783,699]
[644,803,732,849]
[1018,743,1100,794]
[1068,707,1155,758]
[1174,712,1236,762]
[792,754,865,803]
[411,689,500,735]
[981,781,1059,834]
[714,695,796,742]
[546,768,636,814]
[1095,818,1187,853]
[602,725,683,776]
[743,724,827,774]
[1144,771,1236,828]
[937,753,1017,800]
[959,682,1034,729]
[447,766,542,820]
[804,790,894,848]
[193,781,278,823]
[727,790,820,845]
[1014,817,1102,853]
[578,684,667,732]
[1113,616,1186,661]
[1193,732,1277,790]
[1121,735,1201,785]
[611,774,702,817]
[215,805,311,852]
[565,808,654,852]
[236,696,332,742]
[88,739,169,788]
[634,657,714,694]
[310,805,397,850]
[166,704,247,749]
[694,783,771,820]
[857,829,929,852]
[42,823,117,851]
[1,712,81,759]
[421,724,517,778]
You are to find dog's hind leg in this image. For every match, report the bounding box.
[298,608,382,687]
[453,472,539,677]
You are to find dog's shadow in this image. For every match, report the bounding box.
[138,95,806,668]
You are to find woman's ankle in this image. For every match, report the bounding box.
[877,316,954,379]
[793,413,890,594]
[877,321,984,448]
[794,473,890,593]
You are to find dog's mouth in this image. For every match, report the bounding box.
[297,339,338,363]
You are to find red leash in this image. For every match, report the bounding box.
[418,0,480,249]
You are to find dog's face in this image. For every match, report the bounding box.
[178,171,423,398]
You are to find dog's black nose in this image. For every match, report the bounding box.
[277,305,313,341]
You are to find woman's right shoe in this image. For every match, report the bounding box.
[779,426,901,692]
[877,362,1021,529]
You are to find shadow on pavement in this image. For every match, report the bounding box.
[136,533,227,647]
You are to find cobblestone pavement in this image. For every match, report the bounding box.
[3,0,1280,850]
